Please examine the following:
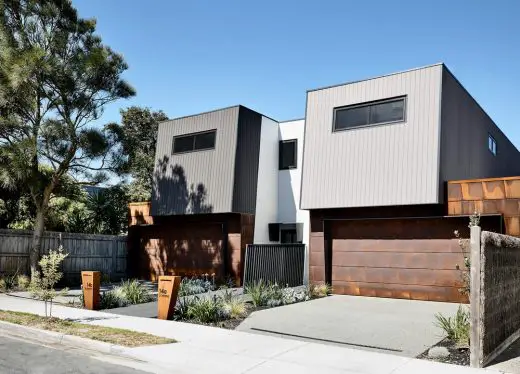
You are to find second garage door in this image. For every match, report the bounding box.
[329,218,466,303]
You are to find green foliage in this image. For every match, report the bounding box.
[186,295,227,323]
[174,297,197,321]
[307,283,332,298]
[454,211,480,297]
[434,305,470,347]
[0,0,135,275]
[1,273,17,291]
[100,288,129,309]
[222,298,247,319]
[16,274,30,290]
[178,277,215,297]
[0,278,5,292]
[29,246,69,317]
[118,279,153,304]
[245,280,271,307]
[106,107,168,201]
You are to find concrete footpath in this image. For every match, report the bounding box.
[0,294,507,374]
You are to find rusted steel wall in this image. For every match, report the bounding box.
[309,208,502,303]
[127,211,254,285]
[129,202,153,226]
[448,177,520,236]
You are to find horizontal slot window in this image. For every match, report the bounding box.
[334,97,406,131]
[172,130,216,154]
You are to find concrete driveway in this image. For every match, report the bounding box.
[236,295,461,358]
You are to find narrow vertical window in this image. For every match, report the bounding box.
[488,134,497,156]
[279,139,297,169]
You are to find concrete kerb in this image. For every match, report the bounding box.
[0,320,129,356]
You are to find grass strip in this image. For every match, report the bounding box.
[0,310,175,347]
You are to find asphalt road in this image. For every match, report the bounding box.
[0,335,151,374]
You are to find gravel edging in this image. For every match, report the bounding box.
[0,320,128,356]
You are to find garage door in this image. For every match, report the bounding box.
[330,219,466,303]
[140,223,224,281]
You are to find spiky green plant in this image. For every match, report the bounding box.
[434,305,470,347]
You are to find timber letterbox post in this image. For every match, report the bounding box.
[81,271,100,310]
[157,276,181,320]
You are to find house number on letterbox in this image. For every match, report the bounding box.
[85,282,93,289]
[159,288,168,297]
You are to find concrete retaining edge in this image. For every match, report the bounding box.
[0,320,128,356]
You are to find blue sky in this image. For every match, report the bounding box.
[75,0,520,148]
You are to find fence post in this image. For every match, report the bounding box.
[470,225,482,368]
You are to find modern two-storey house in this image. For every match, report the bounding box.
[302,63,519,301]
[129,63,520,301]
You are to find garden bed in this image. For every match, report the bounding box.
[417,338,469,366]
[172,282,331,330]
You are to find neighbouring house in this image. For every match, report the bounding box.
[128,106,309,282]
[129,63,520,301]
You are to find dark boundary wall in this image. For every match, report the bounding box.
[471,228,520,367]
[309,205,503,303]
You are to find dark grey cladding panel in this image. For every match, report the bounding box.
[151,106,240,216]
[232,107,263,214]
[439,66,520,201]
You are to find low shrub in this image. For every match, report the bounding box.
[282,288,310,304]
[100,289,129,309]
[0,278,6,292]
[16,275,30,290]
[222,298,247,319]
[178,277,215,297]
[307,283,332,298]
[118,279,153,304]
[1,274,17,292]
[174,297,198,320]
[434,305,470,347]
[245,280,270,307]
[186,295,227,323]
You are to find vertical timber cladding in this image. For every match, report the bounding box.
[309,207,502,303]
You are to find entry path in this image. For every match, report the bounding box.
[0,294,505,374]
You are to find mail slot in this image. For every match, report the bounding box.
[81,271,100,310]
[157,276,181,320]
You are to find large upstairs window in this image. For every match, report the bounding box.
[333,96,406,131]
[172,130,216,154]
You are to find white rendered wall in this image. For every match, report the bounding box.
[253,116,279,243]
[278,119,309,246]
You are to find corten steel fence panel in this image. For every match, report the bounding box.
[243,244,305,287]
[0,229,127,283]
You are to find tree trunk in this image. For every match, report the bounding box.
[30,210,45,280]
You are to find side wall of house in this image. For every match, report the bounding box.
[440,67,520,201]
[253,116,280,243]
[151,106,239,215]
[278,119,310,245]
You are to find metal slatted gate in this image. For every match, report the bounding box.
[243,244,306,287]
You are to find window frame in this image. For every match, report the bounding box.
[172,129,217,155]
[279,139,298,170]
[332,96,407,132]
[488,133,497,156]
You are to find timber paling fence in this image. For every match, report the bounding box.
[243,244,306,287]
[0,229,127,283]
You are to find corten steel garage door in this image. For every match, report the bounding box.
[328,218,467,303]
[138,223,225,281]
